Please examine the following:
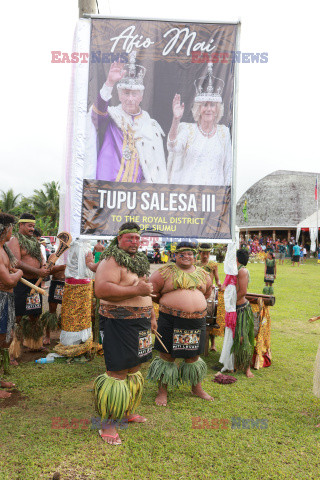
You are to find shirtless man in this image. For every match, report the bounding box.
[93,240,105,263]
[147,242,213,406]
[93,222,156,445]
[7,213,51,357]
[0,214,23,398]
[231,249,255,378]
[43,259,66,345]
[196,243,222,351]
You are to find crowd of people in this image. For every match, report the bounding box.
[0,214,269,445]
[240,235,308,265]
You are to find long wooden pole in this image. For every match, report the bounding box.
[20,278,48,296]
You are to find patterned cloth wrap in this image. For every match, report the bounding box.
[159,304,206,319]
[61,280,93,332]
[0,291,15,342]
[48,280,65,304]
[251,303,272,369]
[99,304,151,320]
[155,307,207,359]
[100,305,152,371]
[13,278,42,317]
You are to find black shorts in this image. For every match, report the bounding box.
[100,314,152,372]
[0,295,9,334]
[48,280,65,304]
[292,255,300,262]
[155,311,206,359]
[14,279,42,317]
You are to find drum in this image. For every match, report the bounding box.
[206,287,219,327]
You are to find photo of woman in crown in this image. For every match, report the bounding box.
[167,63,232,186]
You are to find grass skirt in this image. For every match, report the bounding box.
[147,356,179,390]
[231,302,254,371]
[94,371,144,420]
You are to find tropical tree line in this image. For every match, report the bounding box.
[0,181,60,235]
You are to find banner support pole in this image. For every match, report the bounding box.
[231,21,241,243]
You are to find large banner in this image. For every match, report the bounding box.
[68,18,238,240]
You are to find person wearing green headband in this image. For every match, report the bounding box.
[0,213,23,398]
[147,241,214,407]
[93,222,156,445]
[7,213,51,360]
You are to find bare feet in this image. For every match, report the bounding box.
[191,383,214,401]
[245,368,254,378]
[155,384,167,406]
[10,357,19,366]
[210,345,217,352]
[126,414,147,423]
[30,346,48,353]
[0,390,12,399]
[43,337,51,346]
[99,424,121,445]
[1,380,15,388]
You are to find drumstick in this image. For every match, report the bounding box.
[153,330,169,353]
[20,278,48,296]
[309,315,320,323]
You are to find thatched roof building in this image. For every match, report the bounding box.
[236,170,320,241]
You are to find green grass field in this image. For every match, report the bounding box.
[1,259,320,480]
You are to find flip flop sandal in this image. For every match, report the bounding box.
[98,430,122,445]
[127,414,147,423]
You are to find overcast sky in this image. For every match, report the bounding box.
[1,0,319,201]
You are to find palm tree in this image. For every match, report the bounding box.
[31,181,60,230]
[0,189,21,214]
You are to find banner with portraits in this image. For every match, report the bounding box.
[64,17,239,241]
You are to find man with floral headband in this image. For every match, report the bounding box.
[93,222,156,445]
[7,213,51,358]
[0,213,23,398]
[147,242,213,406]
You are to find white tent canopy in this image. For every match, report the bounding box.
[296,209,320,251]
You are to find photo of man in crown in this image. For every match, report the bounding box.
[90,52,168,184]
[167,62,232,186]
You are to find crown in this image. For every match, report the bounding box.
[117,51,146,91]
[194,63,224,103]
